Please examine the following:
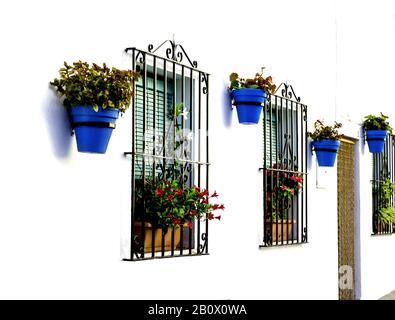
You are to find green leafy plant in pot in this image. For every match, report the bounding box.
[374,178,395,233]
[362,113,392,153]
[228,67,276,125]
[308,120,343,167]
[50,61,140,153]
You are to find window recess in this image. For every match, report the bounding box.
[372,135,395,235]
[261,83,308,247]
[124,41,210,261]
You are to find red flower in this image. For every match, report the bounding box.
[202,199,209,204]
[218,204,225,210]
[280,185,287,191]
[175,189,183,197]
[155,188,165,197]
[167,195,174,201]
[212,204,220,210]
[194,186,201,192]
[173,218,181,225]
[215,215,221,221]
[208,213,215,220]
[211,191,219,198]
[198,189,209,198]
[187,221,193,229]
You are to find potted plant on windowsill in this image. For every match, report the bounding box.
[374,179,395,233]
[228,67,276,125]
[362,113,392,153]
[50,61,139,153]
[308,120,343,167]
[135,179,224,253]
[265,164,303,242]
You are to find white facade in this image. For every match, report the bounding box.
[0,0,394,299]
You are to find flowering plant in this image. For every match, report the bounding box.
[228,67,276,94]
[265,164,304,220]
[136,179,224,229]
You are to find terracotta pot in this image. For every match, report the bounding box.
[133,222,182,253]
[269,219,296,242]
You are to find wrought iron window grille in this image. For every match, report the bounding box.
[123,40,210,261]
[260,83,308,247]
[372,135,395,235]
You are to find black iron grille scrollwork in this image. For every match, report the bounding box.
[261,83,308,247]
[124,41,210,261]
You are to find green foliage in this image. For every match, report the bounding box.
[308,120,343,141]
[50,61,140,114]
[378,207,395,225]
[375,179,395,225]
[362,113,392,133]
[136,179,224,230]
[228,67,276,95]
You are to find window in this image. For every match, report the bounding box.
[124,41,210,260]
[261,84,308,246]
[372,135,395,235]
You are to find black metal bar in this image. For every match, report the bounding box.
[150,56,157,258]
[274,95,279,245]
[197,72,202,253]
[285,97,289,243]
[263,97,267,244]
[295,101,299,243]
[173,62,177,181]
[161,59,167,257]
[269,96,275,244]
[141,52,147,259]
[131,48,136,261]
[123,152,209,165]
[189,68,194,254]
[179,65,185,255]
[279,96,283,245]
[290,100,294,244]
[304,105,308,242]
[171,60,176,255]
[205,74,210,254]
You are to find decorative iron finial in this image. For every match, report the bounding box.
[147,39,198,69]
[275,83,301,103]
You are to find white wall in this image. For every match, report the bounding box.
[0,0,393,299]
[335,0,395,300]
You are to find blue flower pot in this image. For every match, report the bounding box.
[366,130,387,153]
[231,88,266,125]
[70,106,119,154]
[312,140,340,167]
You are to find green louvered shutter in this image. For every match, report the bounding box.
[135,76,174,179]
[264,112,277,168]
